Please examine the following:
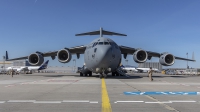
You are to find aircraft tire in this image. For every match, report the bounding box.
[99,74,103,79]
[112,72,115,76]
[116,72,119,76]
[80,73,83,76]
[89,72,92,76]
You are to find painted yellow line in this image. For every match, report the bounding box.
[102,78,112,112]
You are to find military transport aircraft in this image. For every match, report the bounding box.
[6,28,195,78]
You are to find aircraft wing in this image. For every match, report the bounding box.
[6,45,86,61]
[119,45,195,61]
[7,56,29,61]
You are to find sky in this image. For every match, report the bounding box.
[0,0,200,68]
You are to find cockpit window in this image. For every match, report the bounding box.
[98,42,103,45]
[104,42,110,45]
[92,43,96,47]
[93,42,98,47]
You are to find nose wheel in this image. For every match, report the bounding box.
[99,73,107,79]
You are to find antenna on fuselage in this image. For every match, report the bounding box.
[75,27,127,37]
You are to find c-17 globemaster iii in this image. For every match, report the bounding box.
[6,28,195,78]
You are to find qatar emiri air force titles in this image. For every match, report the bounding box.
[6,28,195,78]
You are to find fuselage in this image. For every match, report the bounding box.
[84,37,121,73]
[121,65,138,72]
[6,66,26,71]
[137,68,159,73]
[6,66,47,72]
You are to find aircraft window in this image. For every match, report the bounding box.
[94,48,97,52]
[99,42,103,45]
[104,42,109,45]
[92,42,97,47]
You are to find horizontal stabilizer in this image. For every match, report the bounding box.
[75,27,127,37]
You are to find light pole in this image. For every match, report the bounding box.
[3,56,5,72]
[73,59,76,72]
[125,60,128,65]
[186,53,188,69]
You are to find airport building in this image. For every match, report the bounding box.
[138,62,162,71]
[40,66,75,73]
[0,61,13,69]
[0,60,31,70]
[0,59,75,73]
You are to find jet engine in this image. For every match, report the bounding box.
[28,53,44,66]
[133,50,148,63]
[159,53,175,66]
[57,49,72,63]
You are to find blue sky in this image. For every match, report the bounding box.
[0,0,199,68]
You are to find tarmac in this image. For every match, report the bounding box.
[0,72,200,112]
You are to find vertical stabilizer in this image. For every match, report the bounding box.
[6,51,9,60]
[100,27,103,37]
[38,60,49,70]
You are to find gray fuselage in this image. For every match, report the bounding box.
[84,37,121,73]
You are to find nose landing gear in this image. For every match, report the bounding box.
[98,68,110,79]
[99,72,107,79]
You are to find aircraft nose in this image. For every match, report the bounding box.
[97,46,112,67]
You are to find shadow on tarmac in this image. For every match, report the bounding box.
[21,74,143,79]
[21,73,199,79]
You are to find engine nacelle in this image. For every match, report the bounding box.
[159,53,175,66]
[57,49,72,63]
[133,50,148,63]
[28,53,44,66]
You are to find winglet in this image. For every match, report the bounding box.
[120,65,125,68]
[38,60,49,70]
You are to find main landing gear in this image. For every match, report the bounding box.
[80,71,92,77]
[112,72,120,76]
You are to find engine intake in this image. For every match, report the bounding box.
[133,50,148,63]
[28,53,44,66]
[159,53,175,66]
[57,49,72,63]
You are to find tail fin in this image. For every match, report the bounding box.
[75,27,127,37]
[120,65,125,68]
[38,60,49,70]
[5,51,9,60]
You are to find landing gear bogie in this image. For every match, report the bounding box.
[80,72,83,76]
